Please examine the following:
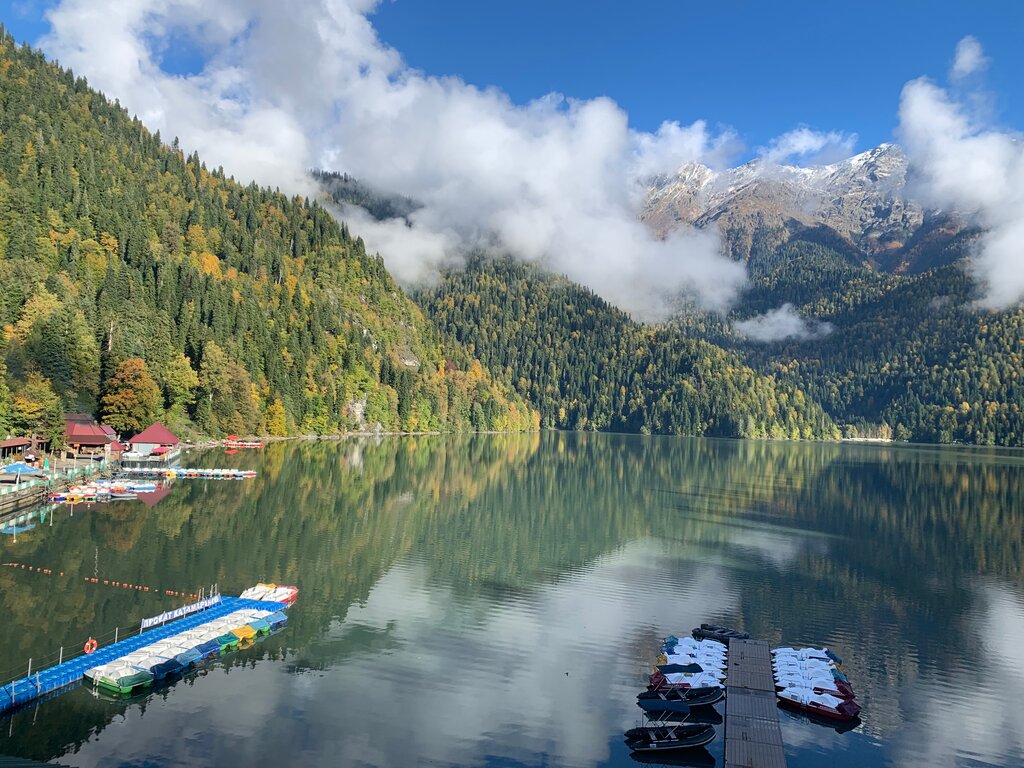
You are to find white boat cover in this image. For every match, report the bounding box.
[670,637,726,653]
[669,647,725,659]
[777,686,844,709]
[662,671,726,686]
[773,659,834,672]
[240,585,273,600]
[775,674,840,691]
[127,654,168,671]
[665,659,726,671]
[774,651,831,663]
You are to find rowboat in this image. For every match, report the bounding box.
[637,685,724,714]
[624,723,717,753]
[691,624,749,644]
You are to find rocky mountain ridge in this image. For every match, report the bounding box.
[642,143,966,271]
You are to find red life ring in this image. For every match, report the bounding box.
[83,638,98,654]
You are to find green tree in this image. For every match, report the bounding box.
[12,372,64,448]
[0,359,13,437]
[161,352,200,411]
[100,357,162,435]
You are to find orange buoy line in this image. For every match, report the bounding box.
[1,562,202,599]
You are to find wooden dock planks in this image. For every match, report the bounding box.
[724,638,787,768]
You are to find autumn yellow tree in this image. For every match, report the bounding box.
[101,358,162,435]
[265,397,288,436]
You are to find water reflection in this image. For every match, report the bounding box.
[0,433,1022,767]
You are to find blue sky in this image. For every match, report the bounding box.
[2,0,1022,155]
[369,0,1023,152]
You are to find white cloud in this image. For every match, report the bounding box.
[734,303,834,343]
[757,127,858,167]
[951,35,989,79]
[898,38,1024,309]
[37,0,748,318]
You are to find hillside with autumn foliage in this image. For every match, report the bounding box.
[0,30,536,444]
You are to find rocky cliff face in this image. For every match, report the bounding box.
[642,144,962,270]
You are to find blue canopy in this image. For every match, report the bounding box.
[2,462,43,476]
[265,611,288,627]
[196,639,221,658]
[151,658,185,680]
[657,663,704,675]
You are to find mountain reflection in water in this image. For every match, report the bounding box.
[1,433,1023,767]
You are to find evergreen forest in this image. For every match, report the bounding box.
[0,30,536,446]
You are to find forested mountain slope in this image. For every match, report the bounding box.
[731,237,1024,445]
[417,256,838,439]
[0,30,536,442]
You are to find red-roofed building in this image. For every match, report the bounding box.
[127,423,180,460]
[64,416,116,459]
[0,437,31,461]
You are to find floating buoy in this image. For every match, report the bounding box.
[83,637,98,654]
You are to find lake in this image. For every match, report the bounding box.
[1,433,1023,767]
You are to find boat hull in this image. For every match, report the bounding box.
[638,686,724,713]
[777,695,861,722]
[624,724,717,752]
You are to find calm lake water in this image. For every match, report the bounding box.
[2,433,1024,768]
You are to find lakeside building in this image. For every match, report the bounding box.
[0,437,32,461]
[122,422,181,467]
[64,414,115,460]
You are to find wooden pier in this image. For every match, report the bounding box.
[724,638,786,768]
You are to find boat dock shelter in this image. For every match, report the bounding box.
[0,596,282,716]
[724,638,787,768]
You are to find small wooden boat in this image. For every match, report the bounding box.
[691,624,749,644]
[624,723,716,753]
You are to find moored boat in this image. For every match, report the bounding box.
[624,723,717,753]
[648,669,724,692]
[691,624,749,644]
[637,685,724,714]
[85,662,154,695]
[231,625,258,643]
[239,583,299,605]
[215,633,241,651]
[776,687,861,721]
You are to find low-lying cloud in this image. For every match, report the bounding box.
[38,0,747,318]
[899,37,1024,310]
[734,303,834,343]
[756,126,858,167]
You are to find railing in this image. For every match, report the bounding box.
[0,458,111,495]
[0,621,144,701]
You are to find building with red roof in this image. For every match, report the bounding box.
[127,423,180,459]
[64,415,116,459]
[0,437,32,461]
